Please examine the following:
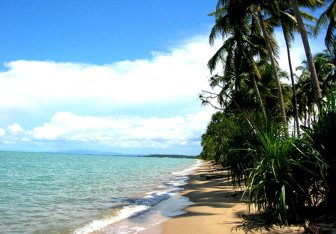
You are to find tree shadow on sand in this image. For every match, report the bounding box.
[233,212,281,233]
[232,208,336,233]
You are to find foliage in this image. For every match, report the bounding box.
[200,0,336,227]
[303,91,336,214]
[247,121,324,223]
[296,49,336,127]
[200,111,262,185]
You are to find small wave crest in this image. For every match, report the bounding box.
[74,191,178,234]
[172,159,203,177]
[74,160,202,234]
[74,205,149,234]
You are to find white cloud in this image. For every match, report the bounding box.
[7,123,24,135]
[277,31,326,78]
[0,31,323,153]
[0,34,221,153]
[1,108,214,149]
[0,128,6,137]
[276,31,305,77]
[0,35,217,111]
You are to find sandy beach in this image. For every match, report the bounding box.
[149,161,304,234]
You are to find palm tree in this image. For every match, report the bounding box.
[315,0,336,51]
[257,62,293,116]
[251,2,288,126]
[283,33,301,136]
[296,70,316,127]
[274,2,313,135]
[314,51,336,94]
[290,0,323,103]
[207,1,268,119]
[296,50,336,126]
[271,1,317,135]
[326,38,336,66]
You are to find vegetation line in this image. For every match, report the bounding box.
[199,0,336,229]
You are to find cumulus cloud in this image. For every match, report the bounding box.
[0,35,217,111]
[0,33,320,113]
[0,129,6,137]
[0,34,221,153]
[0,109,214,150]
[0,31,316,153]
[7,123,24,135]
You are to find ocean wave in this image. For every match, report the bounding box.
[73,205,149,234]
[74,191,178,234]
[73,160,202,234]
[172,159,203,176]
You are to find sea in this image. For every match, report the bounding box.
[0,151,201,233]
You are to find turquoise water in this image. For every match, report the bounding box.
[0,151,197,233]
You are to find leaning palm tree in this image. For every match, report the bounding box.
[290,0,323,102]
[273,1,316,136]
[271,1,317,135]
[250,1,288,126]
[208,1,268,119]
[315,0,336,51]
[280,16,301,136]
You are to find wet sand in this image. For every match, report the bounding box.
[147,161,303,234]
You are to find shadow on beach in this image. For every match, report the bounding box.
[160,162,307,233]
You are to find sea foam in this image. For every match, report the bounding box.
[73,159,202,234]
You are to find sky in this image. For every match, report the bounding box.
[0,0,327,155]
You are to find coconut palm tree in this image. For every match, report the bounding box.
[296,49,336,126]
[314,51,336,94]
[207,1,268,119]
[315,0,336,51]
[275,2,316,136]
[290,0,323,102]
[296,70,316,127]
[327,37,336,65]
[257,62,293,116]
[251,2,288,126]
[281,21,301,136]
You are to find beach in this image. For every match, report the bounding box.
[149,161,304,234]
[0,152,308,233]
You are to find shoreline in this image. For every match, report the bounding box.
[95,159,200,234]
[143,161,303,234]
[161,161,248,234]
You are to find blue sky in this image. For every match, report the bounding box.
[0,0,327,155]
[0,0,214,64]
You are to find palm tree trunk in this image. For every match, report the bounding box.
[245,51,267,120]
[304,110,307,127]
[252,73,267,120]
[258,13,287,127]
[291,0,323,104]
[283,28,301,137]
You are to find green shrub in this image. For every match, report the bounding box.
[303,91,336,214]
[247,121,324,224]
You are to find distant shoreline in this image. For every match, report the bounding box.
[142,154,197,159]
[0,149,197,158]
